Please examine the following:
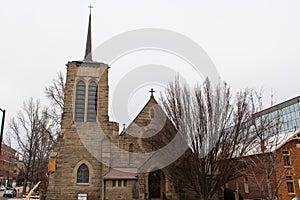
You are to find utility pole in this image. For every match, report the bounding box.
[0,108,6,152]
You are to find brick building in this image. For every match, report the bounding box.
[226,95,300,199]
[276,131,300,200]
[227,131,300,200]
[0,143,17,187]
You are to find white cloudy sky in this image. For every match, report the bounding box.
[1,0,300,135]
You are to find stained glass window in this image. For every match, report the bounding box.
[77,164,89,183]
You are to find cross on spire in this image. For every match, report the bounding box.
[149,88,155,96]
[88,4,93,14]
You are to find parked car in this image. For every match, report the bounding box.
[3,187,17,197]
[0,185,5,191]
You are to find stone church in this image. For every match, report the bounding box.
[46,11,187,200]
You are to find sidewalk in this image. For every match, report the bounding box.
[7,186,40,200]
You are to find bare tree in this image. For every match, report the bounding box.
[44,71,65,134]
[5,72,64,195]
[9,98,55,193]
[160,78,255,200]
[45,72,65,111]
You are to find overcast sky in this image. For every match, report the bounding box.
[1,0,300,136]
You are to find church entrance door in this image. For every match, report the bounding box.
[148,171,161,199]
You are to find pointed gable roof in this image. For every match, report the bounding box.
[120,94,161,136]
[118,93,188,172]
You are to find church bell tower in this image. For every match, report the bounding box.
[62,7,110,126]
[47,7,118,200]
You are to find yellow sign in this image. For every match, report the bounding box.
[48,158,56,173]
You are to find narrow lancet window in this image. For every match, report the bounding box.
[75,81,86,122]
[150,108,155,119]
[87,81,97,122]
[129,143,134,164]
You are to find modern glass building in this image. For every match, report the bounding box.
[253,95,300,134]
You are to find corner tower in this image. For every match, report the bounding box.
[47,8,118,200]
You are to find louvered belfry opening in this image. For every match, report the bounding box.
[75,80,86,122]
[87,81,97,122]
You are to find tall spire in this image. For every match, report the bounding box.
[84,5,93,61]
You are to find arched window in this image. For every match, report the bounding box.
[87,81,97,122]
[150,108,155,119]
[75,81,86,122]
[77,164,89,183]
[129,143,134,164]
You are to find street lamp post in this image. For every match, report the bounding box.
[0,108,6,152]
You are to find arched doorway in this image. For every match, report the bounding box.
[148,170,164,199]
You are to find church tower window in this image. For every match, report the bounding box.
[77,164,89,183]
[75,81,86,122]
[87,81,97,122]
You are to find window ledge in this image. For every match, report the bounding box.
[76,183,90,186]
[287,193,296,196]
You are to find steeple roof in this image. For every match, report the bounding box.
[84,8,92,61]
[120,90,159,136]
